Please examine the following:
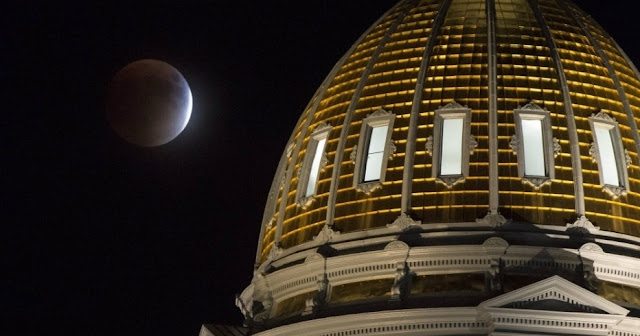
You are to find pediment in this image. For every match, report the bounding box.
[479,276,629,316]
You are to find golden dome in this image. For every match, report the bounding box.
[257,0,640,262]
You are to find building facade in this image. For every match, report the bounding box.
[205,0,640,334]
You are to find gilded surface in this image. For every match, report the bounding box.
[261,0,640,261]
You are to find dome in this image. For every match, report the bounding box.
[231,1,640,335]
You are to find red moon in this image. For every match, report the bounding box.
[107,59,192,147]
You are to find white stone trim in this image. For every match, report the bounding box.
[353,108,396,193]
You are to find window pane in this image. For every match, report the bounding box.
[364,152,384,182]
[306,138,327,196]
[368,125,388,154]
[521,119,545,176]
[440,118,464,175]
[363,125,389,182]
[594,124,621,186]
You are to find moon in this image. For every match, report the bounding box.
[107,59,192,147]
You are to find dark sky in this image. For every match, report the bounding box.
[3,1,638,335]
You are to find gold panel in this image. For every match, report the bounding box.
[329,279,394,303]
[597,281,640,306]
[411,273,485,294]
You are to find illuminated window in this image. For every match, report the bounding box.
[512,104,556,188]
[297,123,331,207]
[353,108,395,193]
[589,112,629,197]
[431,102,474,187]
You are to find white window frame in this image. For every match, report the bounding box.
[589,112,629,198]
[353,108,395,194]
[513,106,556,189]
[297,123,331,208]
[431,104,473,187]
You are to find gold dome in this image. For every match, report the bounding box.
[257,0,640,262]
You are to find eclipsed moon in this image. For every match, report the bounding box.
[107,59,192,147]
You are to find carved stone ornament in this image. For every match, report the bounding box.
[297,195,315,209]
[566,215,600,234]
[296,166,302,178]
[366,107,393,118]
[589,142,598,163]
[316,122,332,132]
[519,101,546,111]
[523,176,551,189]
[319,151,329,172]
[553,137,562,157]
[579,242,604,254]
[304,252,325,263]
[304,275,329,315]
[482,237,509,248]
[436,175,465,188]
[603,185,627,198]
[625,149,632,168]
[286,142,295,158]
[267,243,283,261]
[468,134,478,154]
[265,217,274,231]
[387,212,422,231]
[388,140,397,160]
[509,134,518,155]
[384,240,410,251]
[350,145,358,164]
[476,212,508,228]
[439,100,467,110]
[312,224,340,244]
[355,181,382,194]
[425,135,433,155]
[591,110,616,122]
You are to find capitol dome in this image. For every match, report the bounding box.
[217,0,640,335]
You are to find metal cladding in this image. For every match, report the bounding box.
[257,0,640,263]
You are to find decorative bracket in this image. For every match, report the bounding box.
[476,212,508,228]
[355,181,382,194]
[566,215,600,235]
[468,134,478,154]
[312,224,340,244]
[425,135,433,155]
[350,145,358,164]
[509,134,518,155]
[387,212,422,231]
[522,176,551,189]
[436,175,465,188]
[388,139,397,160]
[553,137,562,157]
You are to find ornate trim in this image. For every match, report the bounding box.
[355,181,382,194]
[297,195,315,209]
[268,243,284,261]
[483,237,509,248]
[522,176,551,189]
[591,110,616,122]
[579,242,604,254]
[566,215,600,234]
[476,212,508,228]
[319,151,329,172]
[366,107,393,118]
[387,140,397,159]
[425,135,433,155]
[625,149,632,168]
[603,185,627,198]
[519,101,546,111]
[387,213,422,231]
[552,137,562,157]
[312,224,340,244]
[436,175,465,188]
[589,141,598,162]
[350,145,358,164]
[384,240,410,251]
[509,134,518,155]
[468,134,478,154]
[312,122,331,134]
[440,100,466,110]
[280,170,287,190]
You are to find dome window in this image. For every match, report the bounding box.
[589,112,630,198]
[430,102,474,187]
[353,108,396,194]
[511,103,558,189]
[296,123,331,208]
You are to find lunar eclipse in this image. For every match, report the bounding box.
[107,59,192,147]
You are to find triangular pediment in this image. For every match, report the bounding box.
[479,276,629,316]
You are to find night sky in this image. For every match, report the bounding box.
[4,1,639,335]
